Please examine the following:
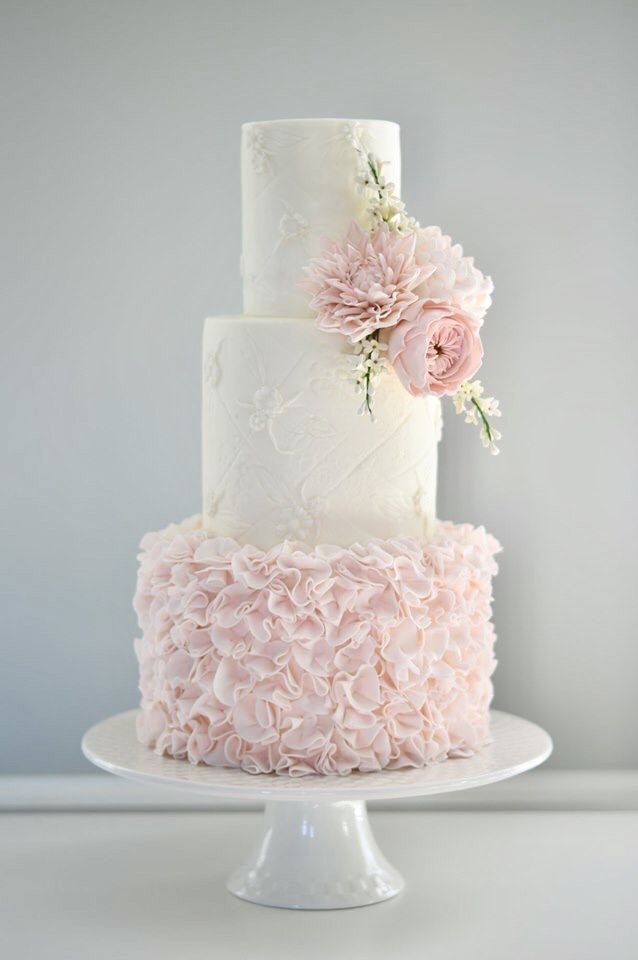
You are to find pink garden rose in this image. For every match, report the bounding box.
[387,300,483,398]
[301,222,426,343]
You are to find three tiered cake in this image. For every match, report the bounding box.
[134,118,500,776]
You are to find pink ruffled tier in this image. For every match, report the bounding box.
[134,517,500,777]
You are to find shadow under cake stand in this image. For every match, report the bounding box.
[82,709,551,910]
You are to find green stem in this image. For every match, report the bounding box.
[471,396,493,442]
[365,154,389,219]
[362,332,380,417]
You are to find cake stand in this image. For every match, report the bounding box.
[82,709,551,910]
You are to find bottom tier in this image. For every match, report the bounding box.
[134,518,500,776]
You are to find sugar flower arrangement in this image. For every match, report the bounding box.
[301,125,501,453]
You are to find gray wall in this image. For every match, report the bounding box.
[2,0,637,773]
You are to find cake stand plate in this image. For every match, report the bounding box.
[82,709,551,910]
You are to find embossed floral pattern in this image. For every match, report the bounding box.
[202,320,441,547]
[135,517,499,776]
[279,205,309,241]
[247,386,287,432]
[276,495,325,541]
[245,125,273,174]
[238,341,335,457]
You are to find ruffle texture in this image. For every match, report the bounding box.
[134,517,500,777]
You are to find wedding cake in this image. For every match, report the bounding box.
[134,118,501,776]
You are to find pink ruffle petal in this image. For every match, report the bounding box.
[134,517,500,776]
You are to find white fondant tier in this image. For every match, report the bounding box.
[202,315,441,549]
[241,118,401,318]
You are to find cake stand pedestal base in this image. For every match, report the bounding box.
[227,798,403,909]
[82,709,552,911]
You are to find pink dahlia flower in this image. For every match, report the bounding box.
[387,300,483,398]
[301,222,426,343]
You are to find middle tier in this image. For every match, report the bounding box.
[202,315,441,548]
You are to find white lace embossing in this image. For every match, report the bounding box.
[245,124,273,174]
[252,464,326,541]
[202,316,440,548]
[238,338,335,457]
[279,204,310,241]
[278,495,325,541]
[247,386,286,432]
[241,119,400,317]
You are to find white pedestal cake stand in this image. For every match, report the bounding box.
[82,709,551,911]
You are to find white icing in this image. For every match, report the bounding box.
[202,315,440,548]
[241,119,401,318]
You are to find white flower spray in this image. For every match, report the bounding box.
[346,123,418,235]
[351,336,389,420]
[342,123,502,451]
[342,123,418,417]
[453,381,502,455]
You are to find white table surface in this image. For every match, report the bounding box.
[1,810,636,960]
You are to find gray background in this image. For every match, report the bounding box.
[2,0,636,773]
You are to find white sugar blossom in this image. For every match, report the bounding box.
[454,380,502,455]
[341,121,364,148]
[348,335,389,420]
[348,130,418,234]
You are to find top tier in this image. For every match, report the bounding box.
[241,118,401,318]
